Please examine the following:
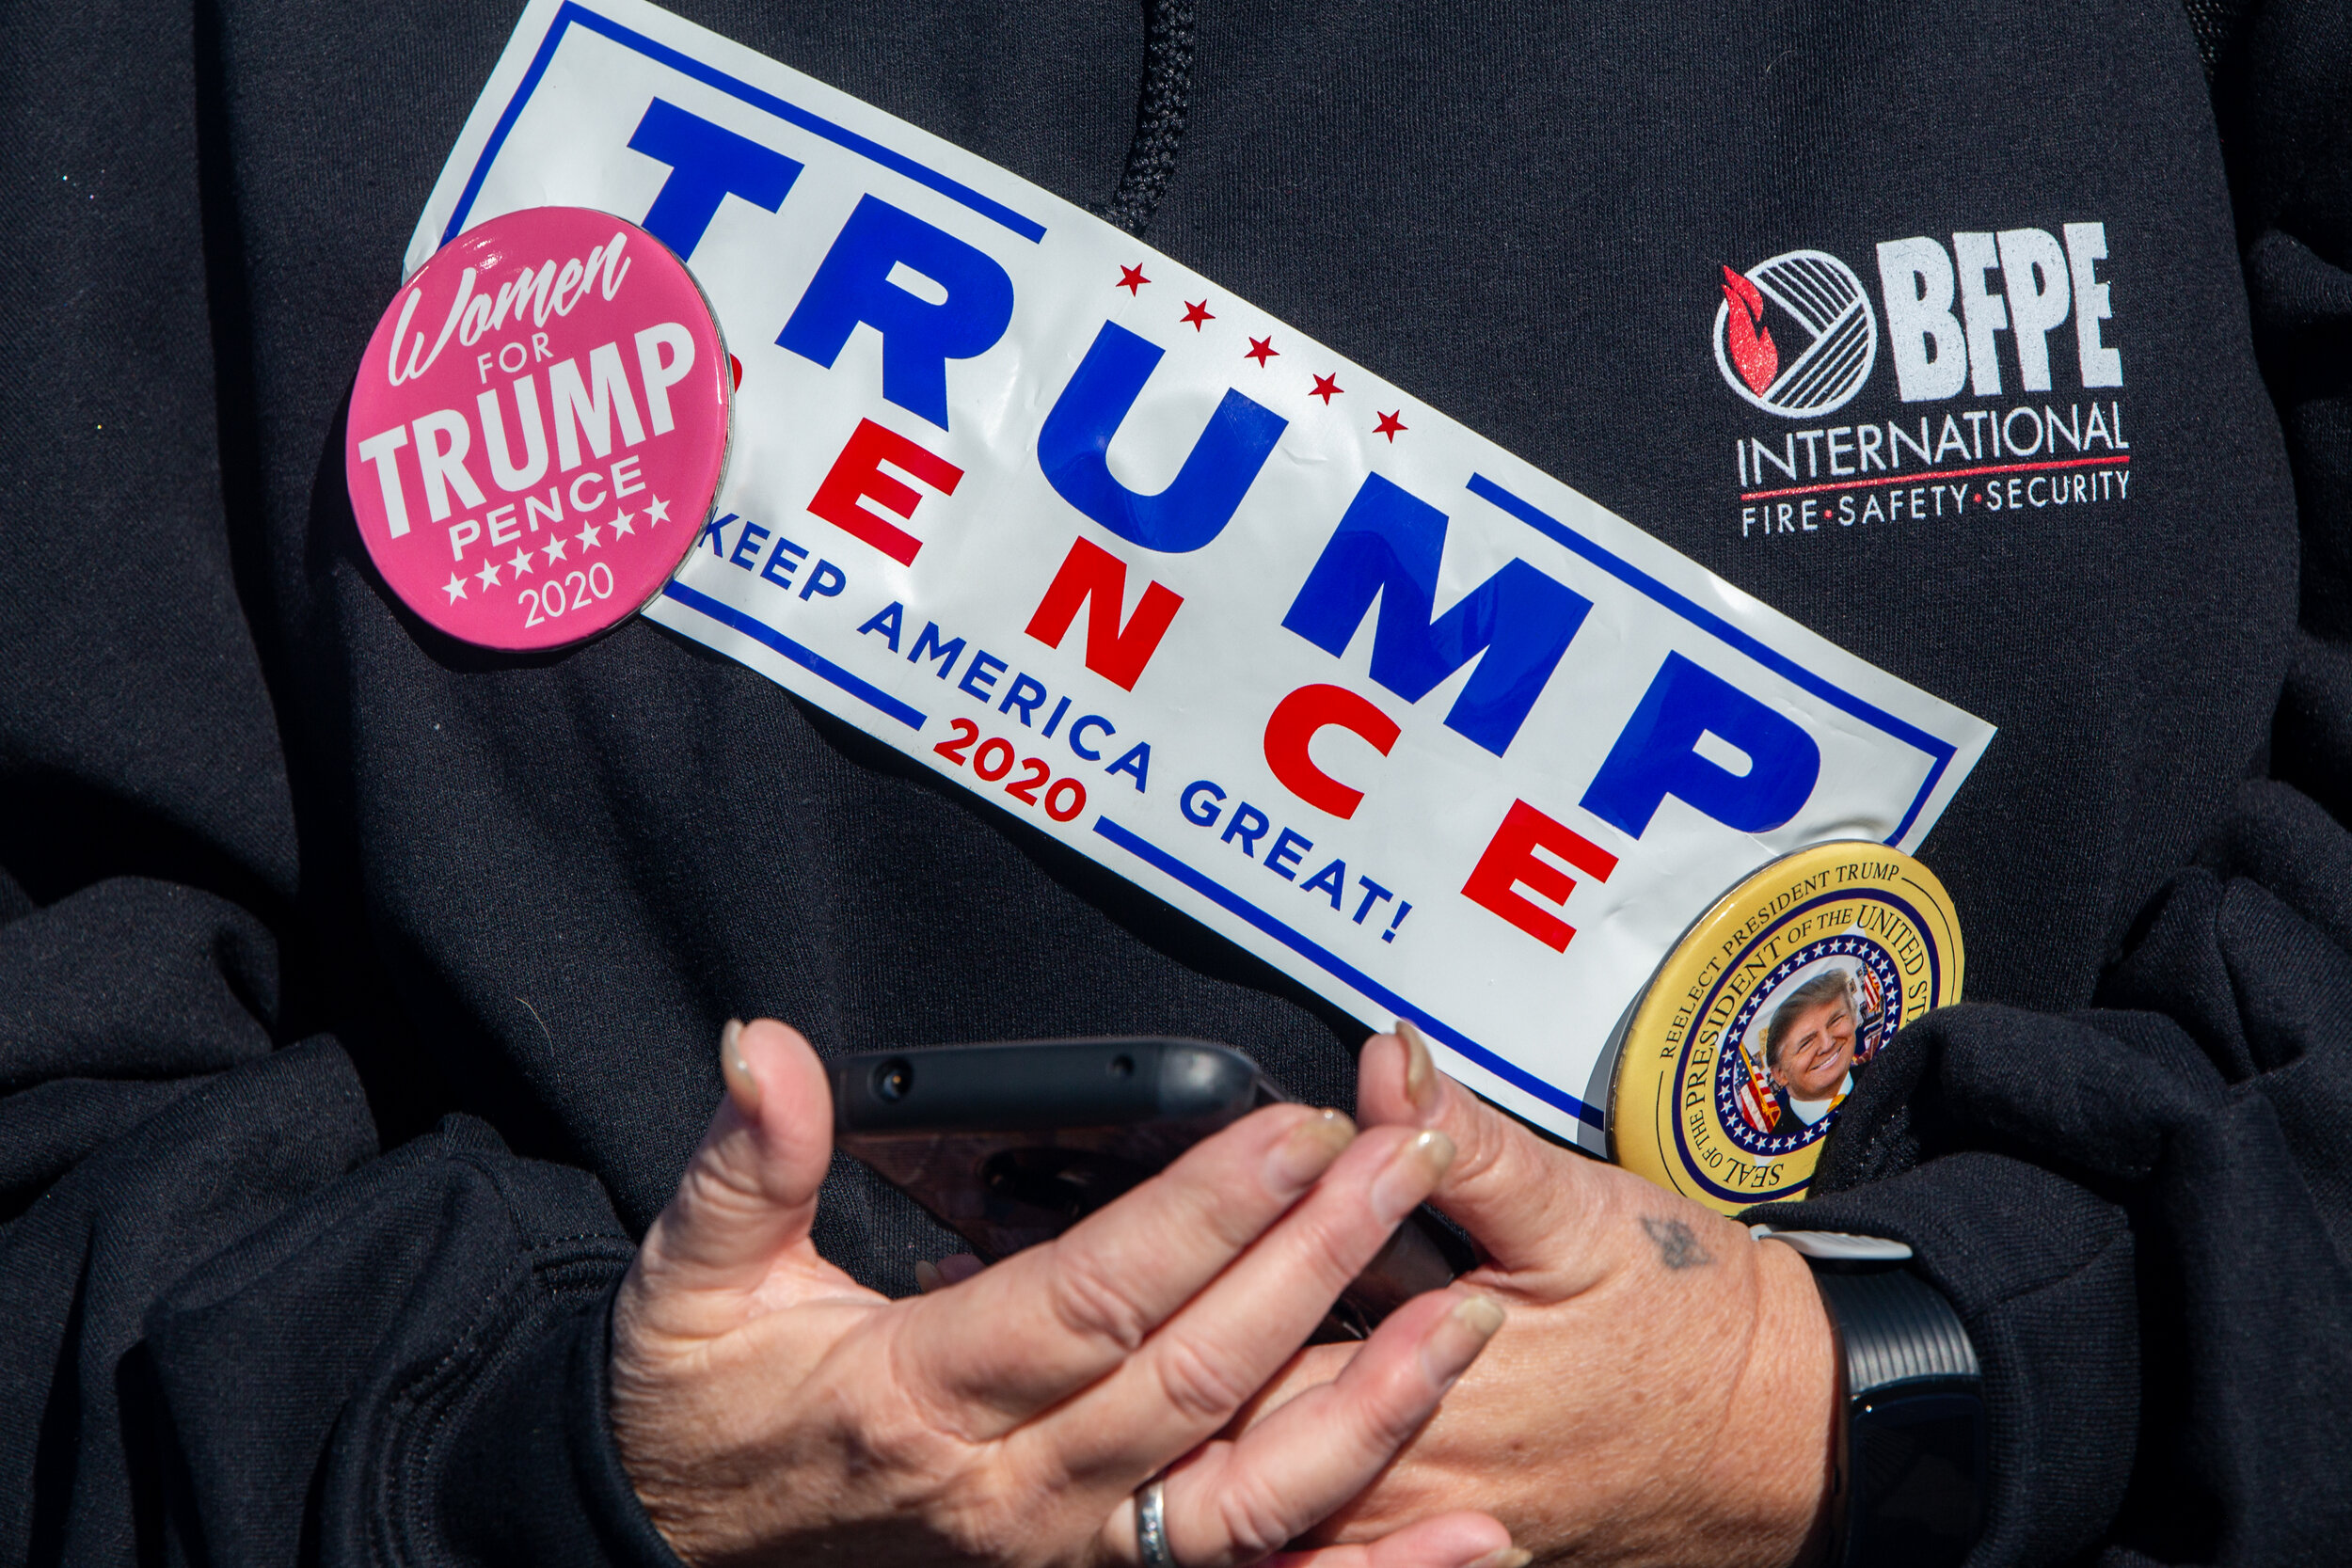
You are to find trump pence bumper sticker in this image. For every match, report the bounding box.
[387,0,1994,1168]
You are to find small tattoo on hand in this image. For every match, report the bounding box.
[1642,1216,1713,1270]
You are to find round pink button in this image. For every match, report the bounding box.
[345,207,729,650]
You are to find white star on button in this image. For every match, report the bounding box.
[475,560,501,589]
[443,572,468,602]
[576,519,602,551]
[543,535,568,564]
[608,508,634,538]
[645,495,670,526]
[508,546,535,577]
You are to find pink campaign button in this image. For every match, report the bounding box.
[345,207,729,650]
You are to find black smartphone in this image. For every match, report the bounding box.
[830,1037,1475,1338]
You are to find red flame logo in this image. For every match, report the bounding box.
[1721,265,1779,396]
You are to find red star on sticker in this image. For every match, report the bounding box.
[1244,336,1279,367]
[1375,410,1407,442]
[1310,373,1343,404]
[1181,299,1215,330]
[1118,264,1150,294]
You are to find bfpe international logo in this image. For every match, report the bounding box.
[1712,250,1879,419]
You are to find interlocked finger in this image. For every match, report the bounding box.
[1093,1290,1510,1568]
[1359,1024,1597,1280]
[895,1103,1357,1433]
[1042,1122,1455,1485]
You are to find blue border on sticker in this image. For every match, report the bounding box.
[442,1,1048,246]
[1466,474,1959,847]
[661,580,928,730]
[1093,816,1608,1132]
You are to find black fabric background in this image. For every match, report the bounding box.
[1,0,2346,1563]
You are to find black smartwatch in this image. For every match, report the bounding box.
[1757,1229,1986,1568]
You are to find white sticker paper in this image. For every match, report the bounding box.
[404,0,1994,1152]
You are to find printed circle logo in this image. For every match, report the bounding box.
[345,206,730,652]
[1711,250,1878,418]
[1608,844,1963,1214]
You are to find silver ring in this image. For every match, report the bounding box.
[1135,1476,1175,1568]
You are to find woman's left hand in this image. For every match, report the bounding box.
[1238,1024,1839,1568]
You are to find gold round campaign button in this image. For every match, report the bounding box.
[1609,843,1963,1214]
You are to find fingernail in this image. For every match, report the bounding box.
[1463,1547,1532,1568]
[1419,1294,1505,1389]
[1395,1019,1439,1118]
[914,1259,942,1293]
[719,1019,759,1116]
[1268,1107,1357,1189]
[1370,1129,1455,1223]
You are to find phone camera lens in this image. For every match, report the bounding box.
[873,1059,914,1102]
[1107,1053,1135,1079]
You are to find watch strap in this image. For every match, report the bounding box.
[1808,1260,1985,1568]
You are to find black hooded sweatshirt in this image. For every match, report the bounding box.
[2,0,2348,1563]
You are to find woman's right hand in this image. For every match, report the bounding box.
[609,1019,1521,1568]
